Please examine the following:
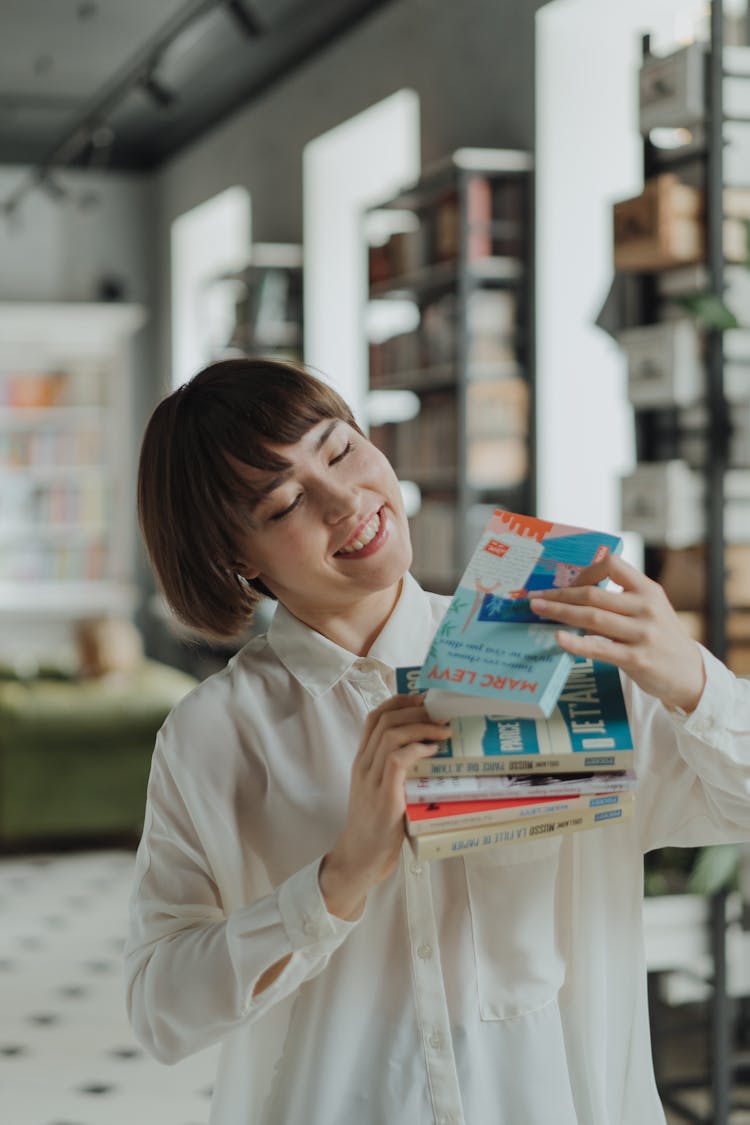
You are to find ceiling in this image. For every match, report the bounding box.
[0,0,395,172]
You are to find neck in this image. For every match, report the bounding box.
[295,579,403,656]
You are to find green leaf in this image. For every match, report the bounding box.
[686,843,740,896]
[673,293,739,331]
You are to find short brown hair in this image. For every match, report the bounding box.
[137,357,360,640]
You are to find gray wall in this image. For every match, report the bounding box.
[0,166,155,304]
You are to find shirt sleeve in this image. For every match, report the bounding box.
[628,646,750,853]
[124,738,360,1065]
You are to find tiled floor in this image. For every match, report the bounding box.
[3,847,750,1125]
[0,849,219,1125]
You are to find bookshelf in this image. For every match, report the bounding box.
[616,13,750,674]
[612,6,750,1121]
[365,148,534,593]
[206,243,303,362]
[0,301,146,667]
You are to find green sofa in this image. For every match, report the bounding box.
[0,659,198,847]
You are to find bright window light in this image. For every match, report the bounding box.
[535,0,701,565]
[303,89,420,426]
[170,186,251,391]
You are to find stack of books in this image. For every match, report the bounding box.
[401,508,637,861]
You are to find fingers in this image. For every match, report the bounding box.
[356,696,451,776]
[531,586,645,640]
[555,629,631,667]
[377,738,444,792]
[364,720,452,783]
[570,552,651,593]
[358,693,423,751]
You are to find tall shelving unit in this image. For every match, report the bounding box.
[0,302,146,668]
[365,148,534,593]
[618,7,750,673]
[613,5,750,1121]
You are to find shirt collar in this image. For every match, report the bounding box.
[266,572,437,698]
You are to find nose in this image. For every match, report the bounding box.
[321,476,360,524]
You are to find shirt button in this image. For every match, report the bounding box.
[409,862,424,876]
[302,913,318,937]
[417,942,433,960]
[429,1029,443,1050]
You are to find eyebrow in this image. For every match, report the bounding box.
[252,420,341,504]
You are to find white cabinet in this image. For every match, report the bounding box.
[0,302,146,665]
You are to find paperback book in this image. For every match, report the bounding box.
[408,792,635,862]
[417,508,623,720]
[397,657,635,778]
[405,789,632,836]
[405,768,636,804]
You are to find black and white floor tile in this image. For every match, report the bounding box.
[0,850,219,1125]
[5,848,750,1125]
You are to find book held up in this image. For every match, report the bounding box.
[416,508,623,719]
[400,506,636,858]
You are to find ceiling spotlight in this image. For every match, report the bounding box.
[142,74,176,109]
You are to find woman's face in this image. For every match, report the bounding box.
[236,419,412,630]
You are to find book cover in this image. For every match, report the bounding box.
[415,508,623,719]
[409,792,635,862]
[398,657,634,777]
[405,768,636,804]
[406,789,631,836]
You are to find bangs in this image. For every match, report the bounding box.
[181,361,357,525]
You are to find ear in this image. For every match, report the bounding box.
[228,560,261,583]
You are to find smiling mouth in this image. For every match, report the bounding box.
[335,508,385,557]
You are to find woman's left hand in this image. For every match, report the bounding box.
[529,552,706,714]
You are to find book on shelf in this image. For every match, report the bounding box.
[414,507,623,720]
[407,791,635,862]
[397,658,634,777]
[405,768,637,804]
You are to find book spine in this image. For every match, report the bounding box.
[407,748,635,778]
[405,771,636,803]
[410,796,635,861]
[407,791,629,836]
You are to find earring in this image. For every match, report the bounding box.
[236,574,252,588]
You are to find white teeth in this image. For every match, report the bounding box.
[339,511,381,554]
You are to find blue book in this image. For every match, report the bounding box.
[398,658,634,777]
[417,508,623,720]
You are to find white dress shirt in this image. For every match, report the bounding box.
[125,572,750,1125]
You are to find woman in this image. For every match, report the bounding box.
[126,356,750,1125]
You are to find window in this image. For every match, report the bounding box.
[170,186,251,390]
[303,89,420,424]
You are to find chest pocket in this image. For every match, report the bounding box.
[464,836,565,1021]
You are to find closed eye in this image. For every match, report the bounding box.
[269,493,303,521]
[330,440,353,465]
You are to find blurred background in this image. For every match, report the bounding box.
[1,1,750,1121]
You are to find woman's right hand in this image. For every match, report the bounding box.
[318,694,452,920]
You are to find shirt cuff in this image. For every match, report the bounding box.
[664,644,735,744]
[277,856,360,952]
